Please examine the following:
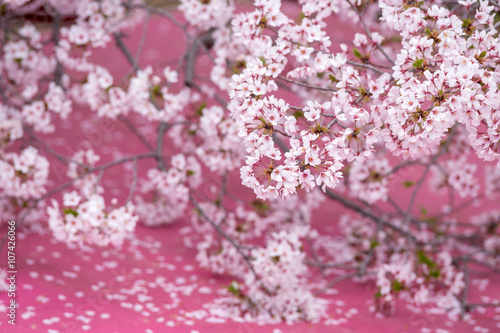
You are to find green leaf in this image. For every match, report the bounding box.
[227,281,240,295]
[293,110,304,119]
[417,251,441,279]
[353,48,362,59]
[392,280,402,292]
[462,18,476,35]
[298,11,306,23]
[403,180,415,188]
[63,208,78,217]
[429,269,441,278]
[151,84,161,97]
[422,216,438,225]
[478,51,487,59]
[232,59,247,74]
[251,199,269,216]
[195,102,207,116]
[370,239,379,250]
[417,250,437,269]
[412,58,424,69]
[359,86,367,96]
[462,18,473,28]
[328,74,338,84]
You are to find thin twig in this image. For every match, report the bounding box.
[0,151,157,251]
[189,194,257,276]
[114,32,140,72]
[118,116,155,150]
[126,158,138,205]
[134,13,150,66]
[346,0,395,66]
[277,75,336,92]
[460,254,471,319]
[346,60,388,75]
[314,272,358,296]
[324,189,418,243]
[25,126,89,169]
[155,121,168,170]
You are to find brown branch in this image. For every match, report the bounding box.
[114,32,140,72]
[277,75,336,92]
[118,115,155,151]
[345,0,395,66]
[189,194,257,276]
[0,151,157,251]
[324,189,418,243]
[314,272,358,296]
[346,60,388,75]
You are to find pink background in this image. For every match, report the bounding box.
[1,4,500,332]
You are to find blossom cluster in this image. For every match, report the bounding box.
[135,154,201,226]
[376,251,465,318]
[245,227,326,323]
[0,147,49,200]
[2,0,500,326]
[179,0,234,32]
[472,210,500,257]
[47,191,138,248]
[227,0,500,204]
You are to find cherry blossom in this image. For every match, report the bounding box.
[2,0,500,327]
